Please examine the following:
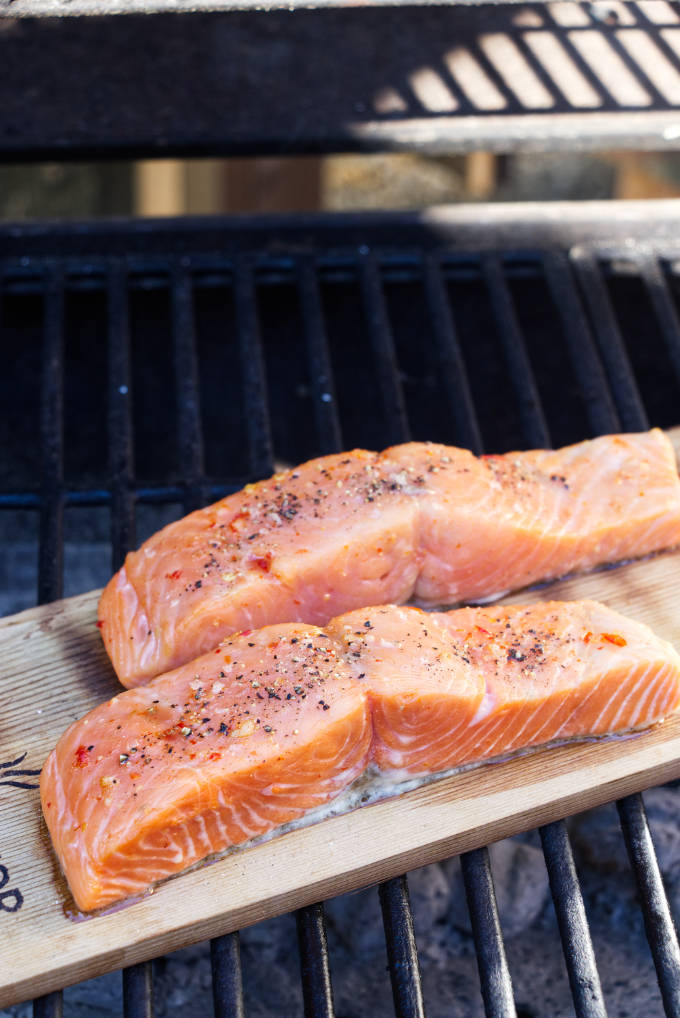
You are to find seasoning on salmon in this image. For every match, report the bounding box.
[42,600,680,911]
[98,430,680,688]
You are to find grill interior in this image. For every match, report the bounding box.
[3,204,680,1016]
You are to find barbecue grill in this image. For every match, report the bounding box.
[3,3,680,1017]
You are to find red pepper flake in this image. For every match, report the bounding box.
[74,745,90,768]
[165,570,182,580]
[251,552,273,573]
[475,625,491,637]
[208,752,221,761]
[162,723,193,739]
[228,510,250,532]
[240,629,253,638]
[95,620,105,629]
[583,631,592,644]
[602,633,627,647]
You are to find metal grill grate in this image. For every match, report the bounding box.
[3,201,680,1017]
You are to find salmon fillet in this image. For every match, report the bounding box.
[42,600,680,911]
[42,622,372,912]
[99,430,680,688]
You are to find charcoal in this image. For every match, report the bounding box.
[570,802,632,874]
[325,883,387,955]
[571,788,680,881]
[640,787,680,877]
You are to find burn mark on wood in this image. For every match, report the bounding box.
[0,858,23,913]
[0,751,41,791]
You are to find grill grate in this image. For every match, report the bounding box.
[2,203,680,1017]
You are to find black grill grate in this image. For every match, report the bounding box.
[3,203,680,1017]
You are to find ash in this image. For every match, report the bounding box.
[2,523,679,1017]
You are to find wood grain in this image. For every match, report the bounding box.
[1,427,680,1006]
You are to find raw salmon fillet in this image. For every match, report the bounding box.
[331,602,680,773]
[42,622,372,912]
[99,430,680,688]
[42,601,680,911]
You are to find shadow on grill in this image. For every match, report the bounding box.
[5,2,680,162]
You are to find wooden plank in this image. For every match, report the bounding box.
[1,427,680,1006]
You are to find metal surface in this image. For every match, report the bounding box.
[211,933,246,1018]
[0,0,585,13]
[2,3,680,158]
[461,849,516,1018]
[617,795,680,1018]
[379,878,426,1018]
[540,823,607,1018]
[32,994,63,1018]
[122,963,154,1018]
[1,197,680,260]
[3,200,680,1015]
[33,268,65,1018]
[297,904,336,1018]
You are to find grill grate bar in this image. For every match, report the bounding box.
[32,266,66,1018]
[492,283,610,1018]
[379,876,426,1018]
[638,254,680,391]
[32,995,63,1018]
[569,249,649,432]
[297,903,336,1018]
[461,848,516,1018]
[617,794,680,1018]
[298,259,343,455]
[211,932,246,1018]
[299,253,423,1018]
[110,263,154,1017]
[234,260,274,477]
[173,262,250,1017]
[0,485,243,510]
[122,960,154,1018]
[542,253,620,436]
[551,250,680,1018]
[482,255,551,449]
[38,265,65,607]
[172,265,207,512]
[539,821,607,1018]
[359,255,410,445]
[423,255,483,455]
[550,250,679,1016]
[107,260,136,572]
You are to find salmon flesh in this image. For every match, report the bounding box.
[42,600,680,911]
[98,430,680,688]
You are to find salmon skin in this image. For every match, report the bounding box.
[42,600,680,911]
[99,430,680,688]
